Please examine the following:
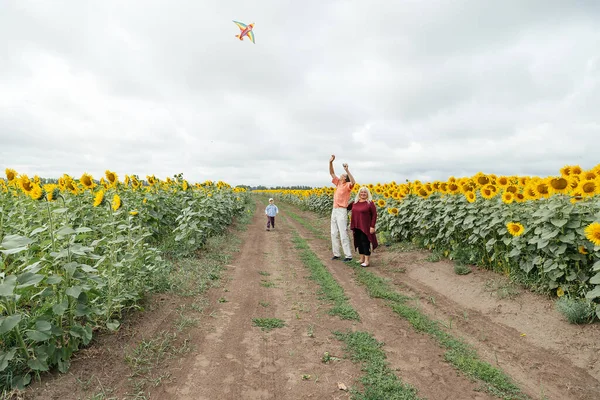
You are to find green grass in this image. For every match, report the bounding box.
[252,318,286,331]
[285,209,328,240]
[291,232,360,321]
[334,330,422,400]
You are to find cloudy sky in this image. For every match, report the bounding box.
[1,1,599,187]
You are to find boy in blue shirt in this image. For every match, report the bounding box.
[265,198,279,231]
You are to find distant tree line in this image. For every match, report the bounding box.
[235,185,313,190]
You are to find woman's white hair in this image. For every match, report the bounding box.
[353,186,373,203]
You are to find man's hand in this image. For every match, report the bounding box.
[330,155,335,163]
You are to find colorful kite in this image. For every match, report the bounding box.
[233,20,255,44]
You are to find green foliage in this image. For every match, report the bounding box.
[0,182,249,391]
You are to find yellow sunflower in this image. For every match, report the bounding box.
[501,192,514,204]
[584,222,600,246]
[93,190,105,207]
[377,199,386,207]
[465,191,476,203]
[514,193,527,203]
[105,170,118,186]
[577,179,599,198]
[80,173,95,190]
[29,183,44,200]
[111,194,122,211]
[5,168,17,182]
[506,222,525,237]
[182,180,189,191]
[497,176,510,187]
[559,165,571,177]
[387,207,399,215]
[578,245,588,255]
[548,176,570,195]
[18,175,33,193]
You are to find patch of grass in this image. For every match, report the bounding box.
[124,330,191,395]
[334,330,422,400]
[555,297,596,324]
[484,278,521,300]
[454,263,472,275]
[259,301,270,307]
[291,232,360,321]
[260,280,276,288]
[425,251,443,262]
[286,209,327,240]
[258,271,271,276]
[252,317,286,331]
[347,263,528,400]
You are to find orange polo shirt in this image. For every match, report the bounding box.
[332,177,354,208]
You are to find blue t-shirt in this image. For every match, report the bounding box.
[265,204,278,217]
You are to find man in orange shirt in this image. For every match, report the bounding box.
[329,154,356,261]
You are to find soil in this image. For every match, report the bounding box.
[14,199,600,400]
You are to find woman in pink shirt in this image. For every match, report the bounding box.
[349,186,378,267]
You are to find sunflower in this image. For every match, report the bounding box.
[536,181,550,198]
[129,210,139,216]
[497,176,510,187]
[505,184,518,194]
[548,176,570,195]
[112,194,122,211]
[559,165,571,177]
[377,199,386,207]
[476,174,490,186]
[93,190,105,207]
[577,179,598,198]
[65,180,79,195]
[387,207,399,215]
[18,175,33,193]
[5,168,17,182]
[447,182,460,195]
[514,193,526,203]
[182,180,189,191]
[507,222,525,237]
[29,183,44,200]
[80,173,95,190]
[570,165,583,176]
[480,184,498,200]
[464,191,476,203]
[501,192,514,204]
[523,184,540,201]
[582,171,597,181]
[578,245,588,255]
[105,170,118,186]
[44,184,60,201]
[584,222,600,246]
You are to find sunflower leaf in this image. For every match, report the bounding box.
[590,272,600,285]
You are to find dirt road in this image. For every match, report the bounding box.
[20,198,600,400]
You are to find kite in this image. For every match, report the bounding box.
[233,20,255,44]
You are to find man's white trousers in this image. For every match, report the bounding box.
[331,207,352,258]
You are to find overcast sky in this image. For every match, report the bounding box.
[1,1,599,187]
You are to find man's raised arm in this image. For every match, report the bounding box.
[329,155,337,179]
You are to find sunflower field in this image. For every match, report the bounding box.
[0,169,248,390]
[257,164,600,319]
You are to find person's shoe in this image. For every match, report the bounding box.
[343,257,353,262]
[266,228,270,231]
[361,263,369,267]
[331,256,340,260]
